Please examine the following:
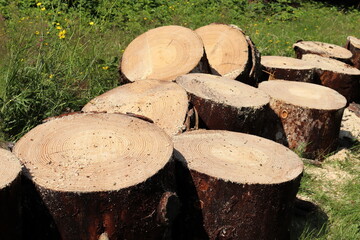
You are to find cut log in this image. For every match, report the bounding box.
[176,73,270,136]
[173,130,303,240]
[119,25,209,83]
[82,80,189,136]
[293,40,353,64]
[345,36,360,69]
[260,56,316,83]
[195,23,261,86]
[13,113,177,240]
[0,148,22,240]
[259,80,347,159]
[302,54,360,103]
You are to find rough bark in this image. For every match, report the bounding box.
[0,149,22,240]
[302,54,360,103]
[345,36,360,69]
[119,25,209,84]
[14,113,177,240]
[260,56,316,83]
[259,80,347,159]
[195,23,260,86]
[293,40,353,64]
[176,73,270,136]
[82,80,189,136]
[173,130,303,240]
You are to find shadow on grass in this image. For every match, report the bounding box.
[290,198,329,240]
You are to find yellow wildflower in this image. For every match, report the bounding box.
[56,26,62,30]
[143,17,147,20]
[58,30,66,39]
[41,7,46,11]
[56,22,60,25]
[37,2,42,6]
[35,31,40,35]
[102,66,109,70]
[269,40,273,43]
[49,74,53,79]
[89,21,94,26]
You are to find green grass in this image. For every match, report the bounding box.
[0,1,359,238]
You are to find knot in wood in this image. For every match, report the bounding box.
[280,109,288,119]
[216,225,236,240]
[156,192,180,225]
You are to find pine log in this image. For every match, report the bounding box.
[293,40,353,64]
[14,113,178,240]
[345,36,360,69]
[176,73,270,136]
[195,23,261,86]
[119,25,209,83]
[302,54,360,103]
[82,80,189,136]
[173,130,303,240]
[259,80,347,159]
[260,56,316,83]
[0,149,22,240]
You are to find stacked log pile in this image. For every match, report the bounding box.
[7,24,359,239]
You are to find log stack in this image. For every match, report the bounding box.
[259,80,347,159]
[14,113,177,240]
[195,23,261,86]
[173,130,303,240]
[0,149,22,240]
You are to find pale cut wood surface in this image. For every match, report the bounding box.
[14,113,173,192]
[0,148,21,189]
[82,80,188,136]
[120,25,205,82]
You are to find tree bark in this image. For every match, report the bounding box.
[195,23,260,86]
[14,113,177,240]
[176,73,270,137]
[302,54,360,103]
[0,149,22,240]
[259,80,347,159]
[82,79,189,136]
[173,130,303,240]
[293,40,353,64]
[345,36,360,69]
[260,56,316,83]
[119,25,210,84]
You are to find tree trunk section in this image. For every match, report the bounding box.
[345,36,360,69]
[0,149,22,240]
[82,79,189,136]
[14,113,177,240]
[302,54,360,103]
[195,23,260,86]
[260,56,316,83]
[293,40,353,64]
[176,73,270,137]
[119,25,209,83]
[259,80,347,159]
[173,130,303,240]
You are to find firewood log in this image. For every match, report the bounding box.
[173,130,303,240]
[345,36,360,69]
[259,80,347,159]
[14,113,177,240]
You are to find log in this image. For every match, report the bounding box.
[345,36,360,69]
[173,130,303,240]
[82,79,189,136]
[260,56,316,83]
[0,148,22,240]
[293,40,353,64]
[119,25,209,83]
[302,54,360,103]
[259,80,347,159]
[176,73,270,136]
[14,113,178,240]
[195,23,261,86]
